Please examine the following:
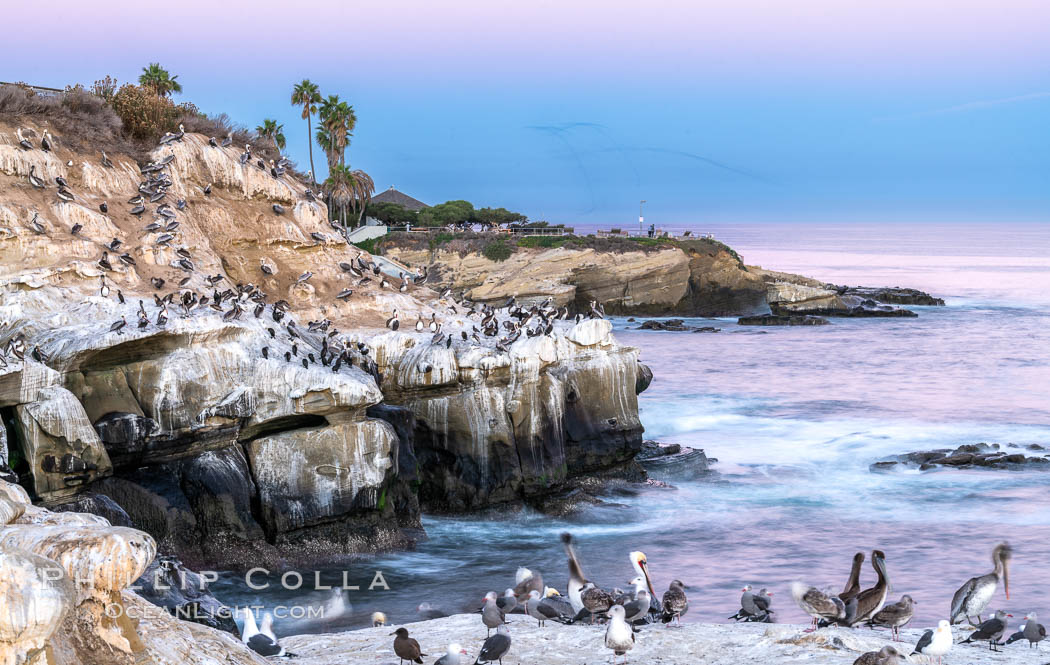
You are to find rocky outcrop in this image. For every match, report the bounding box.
[738,314,829,326]
[0,477,264,665]
[380,237,769,316]
[756,270,943,317]
[355,318,645,511]
[872,442,1050,472]
[0,120,649,573]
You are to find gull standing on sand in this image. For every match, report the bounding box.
[950,542,1011,626]
[911,620,953,665]
[605,605,635,664]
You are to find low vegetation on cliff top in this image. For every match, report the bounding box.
[375,231,746,267]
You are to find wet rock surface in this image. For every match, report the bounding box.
[637,440,714,481]
[871,442,1050,472]
[738,314,830,326]
[636,318,722,332]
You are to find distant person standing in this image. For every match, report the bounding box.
[648,223,655,238]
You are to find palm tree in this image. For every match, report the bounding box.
[138,63,182,97]
[316,95,356,169]
[325,165,375,238]
[291,80,321,183]
[255,119,286,153]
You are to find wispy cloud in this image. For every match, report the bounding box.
[878,91,1050,120]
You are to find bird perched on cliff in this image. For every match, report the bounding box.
[16,127,33,150]
[792,582,846,631]
[660,580,688,626]
[912,620,953,664]
[867,594,915,641]
[621,577,652,625]
[240,610,296,658]
[730,585,773,622]
[28,165,45,188]
[433,643,468,665]
[600,605,635,664]
[512,567,544,604]
[392,627,425,665]
[100,150,114,168]
[853,645,901,665]
[109,316,126,334]
[525,589,566,627]
[371,611,387,627]
[474,626,510,665]
[951,542,1011,626]
[481,591,506,636]
[850,550,889,625]
[961,609,1011,651]
[495,589,517,614]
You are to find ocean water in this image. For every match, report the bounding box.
[218,222,1050,635]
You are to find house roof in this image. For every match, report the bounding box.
[372,186,428,211]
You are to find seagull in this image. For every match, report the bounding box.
[961,609,1011,651]
[495,589,517,614]
[621,577,652,625]
[912,619,953,665]
[951,542,1011,626]
[525,589,564,627]
[792,582,845,631]
[605,605,635,664]
[1020,612,1047,648]
[660,580,688,626]
[481,591,506,636]
[241,610,295,657]
[473,625,510,665]
[867,594,916,641]
[434,643,468,665]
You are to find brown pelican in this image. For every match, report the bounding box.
[221,133,233,148]
[911,619,953,664]
[867,594,915,641]
[56,188,75,202]
[474,626,510,665]
[109,316,126,334]
[208,136,219,147]
[604,605,635,664]
[28,165,45,188]
[950,542,1011,626]
[71,223,82,235]
[370,611,386,627]
[391,627,424,665]
[386,310,400,330]
[840,552,865,603]
[41,130,53,152]
[960,609,1011,651]
[660,580,688,626]
[791,582,846,631]
[851,550,889,625]
[852,646,902,665]
[561,532,587,616]
[99,202,108,214]
[28,213,46,235]
[272,204,284,215]
[100,151,114,168]
[16,127,32,150]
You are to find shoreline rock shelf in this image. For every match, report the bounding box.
[279,613,1031,665]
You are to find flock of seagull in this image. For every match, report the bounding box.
[256,537,1039,665]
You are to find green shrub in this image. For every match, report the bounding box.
[483,238,514,262]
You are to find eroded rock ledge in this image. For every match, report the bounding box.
[0,122,649,573]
